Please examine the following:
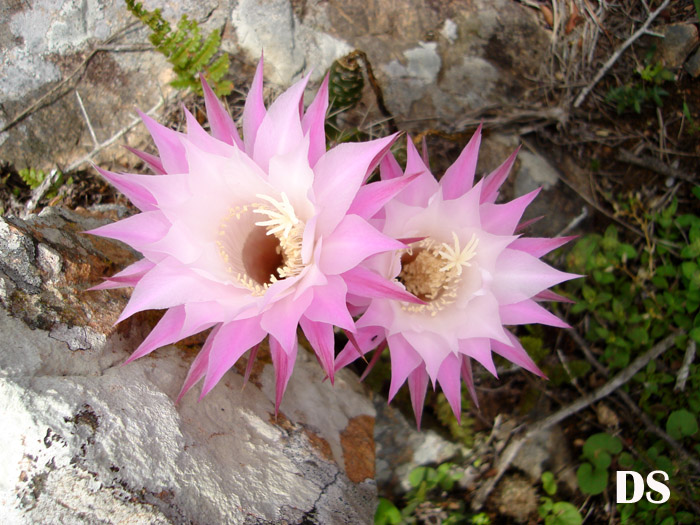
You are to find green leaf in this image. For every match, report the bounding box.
[374,498,402,525]
[542,471,557,496]
[666,409,698,439]
[408,466,429,488]
[577,462,608,495]
[545,502,583,525]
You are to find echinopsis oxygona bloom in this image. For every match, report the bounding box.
[88,59,423,411]
[335,129,580,426]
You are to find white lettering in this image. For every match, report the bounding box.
[616,471,644,503]
[645,471,670,504]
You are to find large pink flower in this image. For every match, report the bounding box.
[336,129,579,426]
[88,60,418,411]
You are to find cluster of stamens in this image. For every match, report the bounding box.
[399,232,478,316]
[217,192,306,296]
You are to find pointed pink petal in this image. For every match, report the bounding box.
[499,299,570,328]
[270,335,298,414]
[201,75,244,149]
[89,259,155,290]
[124,146,165,174]
[85,211,170,250]
[343,266,423,304]
[359,342,386,381]
[403,330,452,384]
[480,188,541,235]
[387,334,423,401]
[458,338,498,377]
[460,357,479,409]
[394,137,438,206]
[492,249,579,304]
[421,136,429,166]
[260,289,313,354]
[515,215,543,232]
[408,365,429,429]
[509,235,577,257]
[334,326,385,370]
[301,74,329,168]
[480,147,519,204]
[252,75,308,171]
[491,331,546,378]
[177,325,220,402]
[348,171,420,220]
[243,57,266,153]
[304,275,355,332]
[93,166,158,211]
[320,214,405,275]
[380,151,402,180]
[200,317,267,397]
[125,306,185,363]
[138,110,188,173]
[534,289,575,303]
[300,317,335,382]
[437,352,462,422]
[243,344,260,386]
[441,124,482,200]
[313,134,397,235]
[183,106,236,157]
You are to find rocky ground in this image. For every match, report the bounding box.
[1,1,699,524]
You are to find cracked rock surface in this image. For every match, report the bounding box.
[0,207,377,524]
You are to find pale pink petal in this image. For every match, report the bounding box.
[200,317,267,397]
[492,249,579,304]
[201,76,244,149]
[387,334,424,401]
[299,317,335,382]
[89,258,155,290]
[402,330,452,385]
[480,147,519,204]
[124,146,165,174]
[320,214,405,275]
[458,338,498,377]
[138,110,188,173]
[408,365,429,429]
[480,188,541,235]
[304,275,355,332]
[380,151,402,180]
[94,166,158,211]
[243,58,266,153]
[440,124,482,200]
[260,289,313,354]
[499,299,570,328]
[125,306,186,363]
[343,266,423,304]
[86,211,170,251]
[252,75,309,171]
[184,106,236,157]
[301,74,329,167]
[394,137,438,206]
[313,134,397,235]
[491,331,545,378]
[437,352,463,421]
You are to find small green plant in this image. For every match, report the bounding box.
[125,0,232,96]
[538,471,583,525]
[576,433,622,495]
[605,59,674,114]
[18,168,72,199]
[682,102,700,135]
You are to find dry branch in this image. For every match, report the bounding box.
[573,0,670,108]
[471,332,677,510]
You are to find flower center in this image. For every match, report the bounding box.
[217,192,305,295]
[398,232,478,316]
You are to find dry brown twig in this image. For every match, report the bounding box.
[471,332,677,510]
[573,0,671,108]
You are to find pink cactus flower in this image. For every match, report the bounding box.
[335,129,579,426]
[88,60,417,411]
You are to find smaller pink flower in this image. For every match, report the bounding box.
[336,128,580,426]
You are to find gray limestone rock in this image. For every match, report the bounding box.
[0,207,378,524]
